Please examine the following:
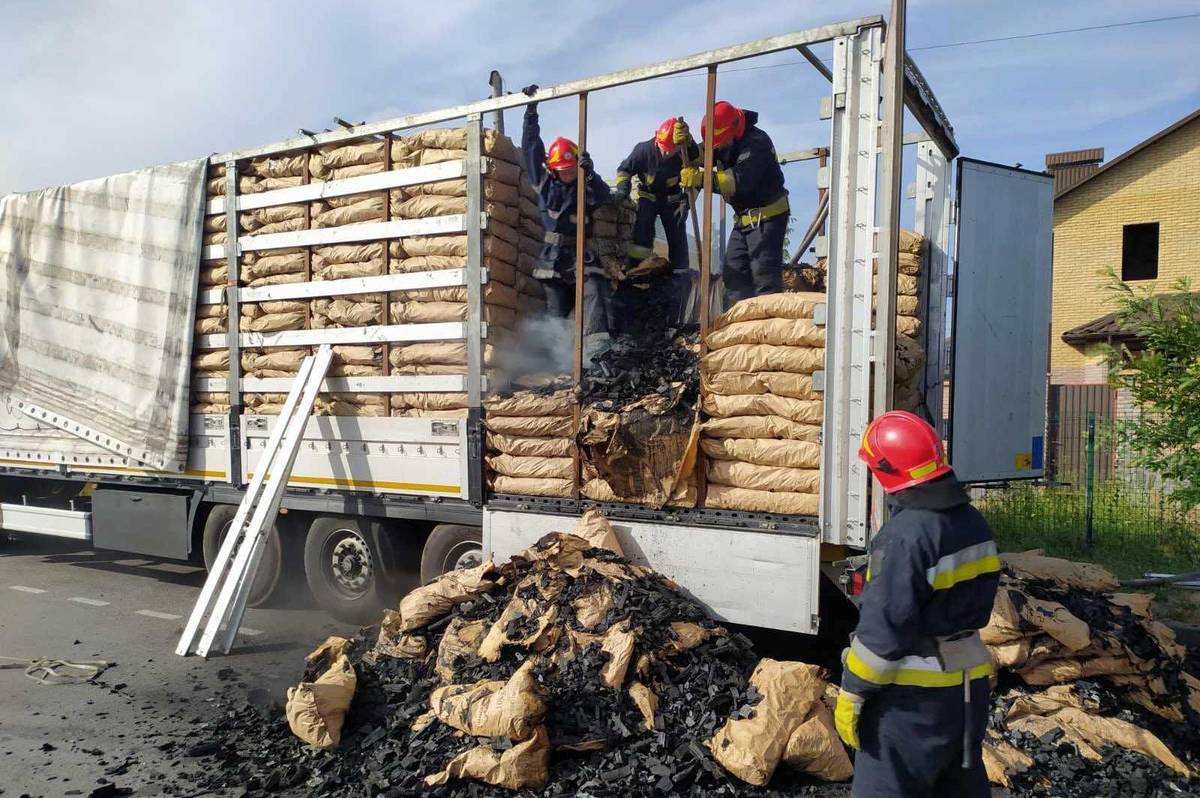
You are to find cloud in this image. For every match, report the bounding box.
[1,0,1197,203]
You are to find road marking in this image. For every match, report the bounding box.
[69,597,110,607]
[238,627,264,637]
[9,585,47,594]
[135,610,182,620]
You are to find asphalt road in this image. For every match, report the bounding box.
[0,533,352,797]
[0,535,1013,798]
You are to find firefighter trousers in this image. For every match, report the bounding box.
[852,677,991,798]
[722,213,786,306]
[541,274,614,363]
[628,196,690,270]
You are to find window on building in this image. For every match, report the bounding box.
[1121,223,1159,281]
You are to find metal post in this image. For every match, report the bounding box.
[571,93,588,500]
[223,160,243,486]
[465,115,485,505]
[699,66,717,347]
[914,140,952,433]
[382,133,393,380]
[488,71,505,135]
[718,196,727,266]
[820,27,881,549]
[697,65,718,507]
[872,0,906,528]
[1085,411,1096,548]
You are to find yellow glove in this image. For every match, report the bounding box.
[673,118,692,146]
[715,168,736,195]
[679,166,702,190]
[834,689,864,750]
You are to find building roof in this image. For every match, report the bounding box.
[1044,148,1104,196]
[1045,148,1104,167]
[1061,292,1197,347]
[1056,107,1200,200]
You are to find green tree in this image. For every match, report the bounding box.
[1102,276,1200,510]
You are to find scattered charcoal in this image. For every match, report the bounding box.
[183,741,220,758]
[167,532,854,798]
[579,330,699,409]
[981,557,1200,797]
[160,542,1200,798]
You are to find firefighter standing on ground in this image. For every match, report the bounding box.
[836,410,1000,798]
[680,100,789,307]
[521,86,614,359]
[613,117,699,326]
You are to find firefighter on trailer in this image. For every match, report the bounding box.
[680,100,789,307]
[521,85,614,360]
[835,411,1000,798]
[613,117,699,326]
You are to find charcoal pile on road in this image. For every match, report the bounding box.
[186,511,852,797]
[578,331,701,509]
[980,550,1200,796]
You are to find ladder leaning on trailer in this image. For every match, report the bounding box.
[177,345,333,657]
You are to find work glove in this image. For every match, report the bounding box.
[834,688,864,750]
[673,118,692,146]
[614,176,631,203]
[679,166,702,190]
[714,168,736,196]
[522,84,539,113]
[578,152,594,172]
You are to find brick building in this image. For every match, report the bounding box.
[1047,107,1200,386]
[1042,109,1200,484]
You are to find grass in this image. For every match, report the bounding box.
[977,481,1200,579]
[977,481,1200,623]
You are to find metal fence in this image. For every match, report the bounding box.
[973,384,1200,576]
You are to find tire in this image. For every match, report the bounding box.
[420,524,484,584]
[201,504,283,608]
[304,516,404,626]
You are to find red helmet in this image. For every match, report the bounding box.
[655,117,680,156]
[545,136,579,172]
[858,410,952,493]
[702,101,746,148]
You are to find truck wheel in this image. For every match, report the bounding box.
[201,504,283,608]
[304,516,397,626]
[420,524,483,584]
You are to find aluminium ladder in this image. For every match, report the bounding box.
[176,344,334,657]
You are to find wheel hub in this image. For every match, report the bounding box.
[450,545,483,572]
[329,532,372,594]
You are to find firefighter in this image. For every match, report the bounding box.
[521,87,614,359]
[680,100,789,308]
[835,410,1000,798]
[613,117,699,328]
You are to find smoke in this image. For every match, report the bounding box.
[494,315,575,391]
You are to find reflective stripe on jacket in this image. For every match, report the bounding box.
[616,137,699,205]
[522,107,612,279]
[713,109,787,214]
[841,474,1001,699]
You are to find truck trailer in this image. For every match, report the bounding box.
[0,14,1053,635]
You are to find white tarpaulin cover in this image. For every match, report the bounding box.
[0,159,206,470]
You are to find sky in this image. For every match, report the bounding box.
[3,0,1199,234]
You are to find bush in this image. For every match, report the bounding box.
[1103,277,1200,511]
